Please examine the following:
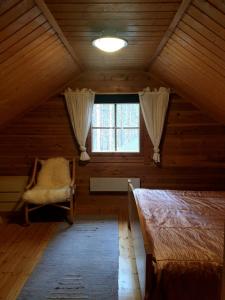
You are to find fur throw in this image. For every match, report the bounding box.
[23,186,71,204]
[23,157,72,204]
[37,157,71,188]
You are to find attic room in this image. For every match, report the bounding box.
[0,0,225,299]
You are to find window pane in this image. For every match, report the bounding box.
[116,129,139,152]
[92,129,115,152]
[116,104,139,128]
[92,104,115,127]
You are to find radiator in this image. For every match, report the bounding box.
[90,177,140,192]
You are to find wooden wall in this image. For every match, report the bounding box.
[0,71,224,213]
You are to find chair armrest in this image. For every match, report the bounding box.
[25,158,38,190]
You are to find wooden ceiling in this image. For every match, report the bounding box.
[45,0,182,69]
[0,0,81,127]
[151,0,225,123]
[0,0,225,126]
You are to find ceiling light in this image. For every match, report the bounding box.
[92,37,128,53]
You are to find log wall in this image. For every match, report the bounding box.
[0,72,224,213]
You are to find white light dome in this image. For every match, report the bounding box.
[92,37,127,53]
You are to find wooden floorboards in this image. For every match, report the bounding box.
[119,211,141,300]
[0,223,57,300]
[0,212,141,300]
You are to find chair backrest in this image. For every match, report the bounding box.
[37,157,71,188]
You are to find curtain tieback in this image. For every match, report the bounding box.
[80,146,86,152]
[153,147,160,153]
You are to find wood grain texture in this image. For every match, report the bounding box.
[149,0,192,66]
[0,223,57,300]
[151,0,225,124]
[119,210,141,300]
[0,0,81,128]
[0,213,141,300]
[45,0,181,69]
[0,176,28,212]
[0,73,224,213]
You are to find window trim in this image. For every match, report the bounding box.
[87,94,146,161]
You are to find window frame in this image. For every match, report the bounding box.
[87,94,145,159]
[91,103,141,153]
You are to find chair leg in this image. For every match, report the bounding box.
[68,198,74,224]
[24,203,30,226]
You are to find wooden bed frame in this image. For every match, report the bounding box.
[128,180,225,300]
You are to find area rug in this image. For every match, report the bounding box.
[18,216,118,300]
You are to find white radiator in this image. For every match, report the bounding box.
[90,177,140,192]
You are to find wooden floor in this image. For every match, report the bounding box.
[0,212,141,300]
[118,211,141,300]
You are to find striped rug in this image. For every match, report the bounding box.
[18,216,118,300]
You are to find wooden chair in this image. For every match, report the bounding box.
[22,157,76,225]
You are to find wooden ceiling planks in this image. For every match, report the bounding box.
[1,0,225,126]
[45,0,181,69]
[151,0,225,124]
[0,0,81,128]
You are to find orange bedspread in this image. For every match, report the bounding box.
[134,189,225,300]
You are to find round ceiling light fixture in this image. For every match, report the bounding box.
[92,37,128,53]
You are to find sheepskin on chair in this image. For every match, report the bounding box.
[23,157,72,204]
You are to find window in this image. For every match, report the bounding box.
[91,98,140,153]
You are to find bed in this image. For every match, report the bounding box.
[128,181,225,300]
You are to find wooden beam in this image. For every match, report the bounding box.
[148,0,192,69]
[34,0,84,72]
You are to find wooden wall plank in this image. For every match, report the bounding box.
[0,176,28,191]
[0,176,28,212]
[0,72,224,212]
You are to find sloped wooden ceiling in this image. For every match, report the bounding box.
[45,0,225,123]
[150,0,225,124]
[0,0,82,127]
[1,0,225,126]
[45,0,182,69]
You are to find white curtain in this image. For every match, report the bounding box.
[64,88,95,161]
[139,87,170,164]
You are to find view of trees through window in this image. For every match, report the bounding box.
[92,103,140,152]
